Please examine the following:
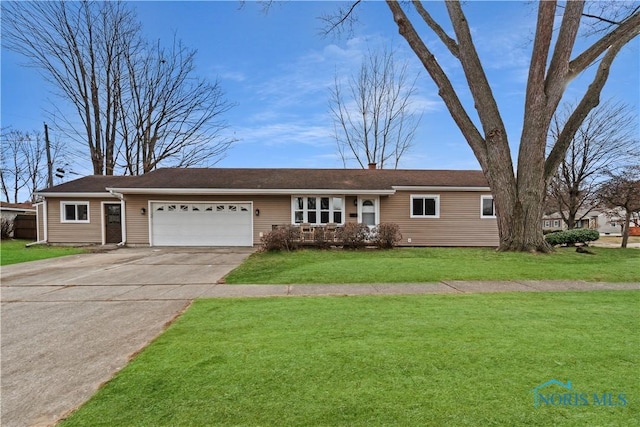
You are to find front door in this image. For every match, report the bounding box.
[360,198,377,227]
[105,204,122,244]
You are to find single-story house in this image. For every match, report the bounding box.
[542,209,637,236]
[1,201,36,220]
[1,202,37,239]
[34,168,499,247]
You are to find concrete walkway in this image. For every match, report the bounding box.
[4,281,639,302]
[1,248,639,427]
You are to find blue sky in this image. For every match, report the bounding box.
[2,1,639,180]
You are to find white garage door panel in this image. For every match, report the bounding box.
[151,202,252,246]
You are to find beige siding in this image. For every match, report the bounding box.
[381,191,499,247]
[251,195,291,244]
[45,191,498,247]
[345,196,359,223]
[46,197,117,244]
[123,195,150,245]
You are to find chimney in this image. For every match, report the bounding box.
[368,162,377,170]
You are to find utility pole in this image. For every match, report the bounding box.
[44,123,53,187]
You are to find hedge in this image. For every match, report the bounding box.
[544,229,600,246]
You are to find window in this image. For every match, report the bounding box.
[61,202,89,223]
[553,220,560,228]
[292,196,344,225]
[544,220,551,228]
[481,195,496,218]
[410,195,439,218]
[362,199,376,226]
[332,197,343,223]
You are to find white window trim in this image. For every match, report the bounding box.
[291,195,345,225]
[410,194,440,219]
[357,196,380,227]
[480,195,496,219]
[60,201,90,223]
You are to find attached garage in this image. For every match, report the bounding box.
[150,202,253,246]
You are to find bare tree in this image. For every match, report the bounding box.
[330,48,421,169]
[547,100,639,229]
[598,166,640,248]
[119,38,235,175]
[323,1,640,251]
[2,1,235,176]
[2,1,138,175]
[0,129,55,202]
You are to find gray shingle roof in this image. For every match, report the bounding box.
[38,175,138,193]
[40,168,489,193]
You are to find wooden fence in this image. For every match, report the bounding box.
[13,214,37,240]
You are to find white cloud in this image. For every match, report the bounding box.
[208,65,247,82]
[235,121,333,148]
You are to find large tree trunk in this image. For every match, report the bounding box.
[488,163,549,252]
[621,210,631,248]
[384,1,639,251]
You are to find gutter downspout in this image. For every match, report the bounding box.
[27,199,48,246]
[108,189,127,246]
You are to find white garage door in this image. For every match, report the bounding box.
[151,202,253,246]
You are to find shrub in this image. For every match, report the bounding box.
[261,225,301,251]
[545,229,600,246]
[1,218,13,240]
[371,223,402,249]
[313,226,333,250]
[336,223,370,249]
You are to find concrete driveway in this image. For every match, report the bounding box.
[0,247,254,427]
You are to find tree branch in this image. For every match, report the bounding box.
[569,11,640,78]
[385,0,487,167]
[544,36,631,180]
[412,1,459,58]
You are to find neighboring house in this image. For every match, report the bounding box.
[1,202,37,239]
[1,202,36,220]
[542,209,634,236]
[34,168,500,247]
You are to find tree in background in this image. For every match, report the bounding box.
[2,1,136,175]
[324,1,639,251]
[329,48,421,169]
[546,100,638,229]
[0,129,61,202]
[598,166,640,248]
[2,1,234,176]
[119,38,234,175]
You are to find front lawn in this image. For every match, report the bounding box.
[225,247,640,284]
[60,292,639,426]
[0,239,86,266]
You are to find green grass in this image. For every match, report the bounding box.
[0,239,86,266]
[60,292,639,426]
[224,247,640,284]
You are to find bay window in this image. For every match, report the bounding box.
[292,196,344,225]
